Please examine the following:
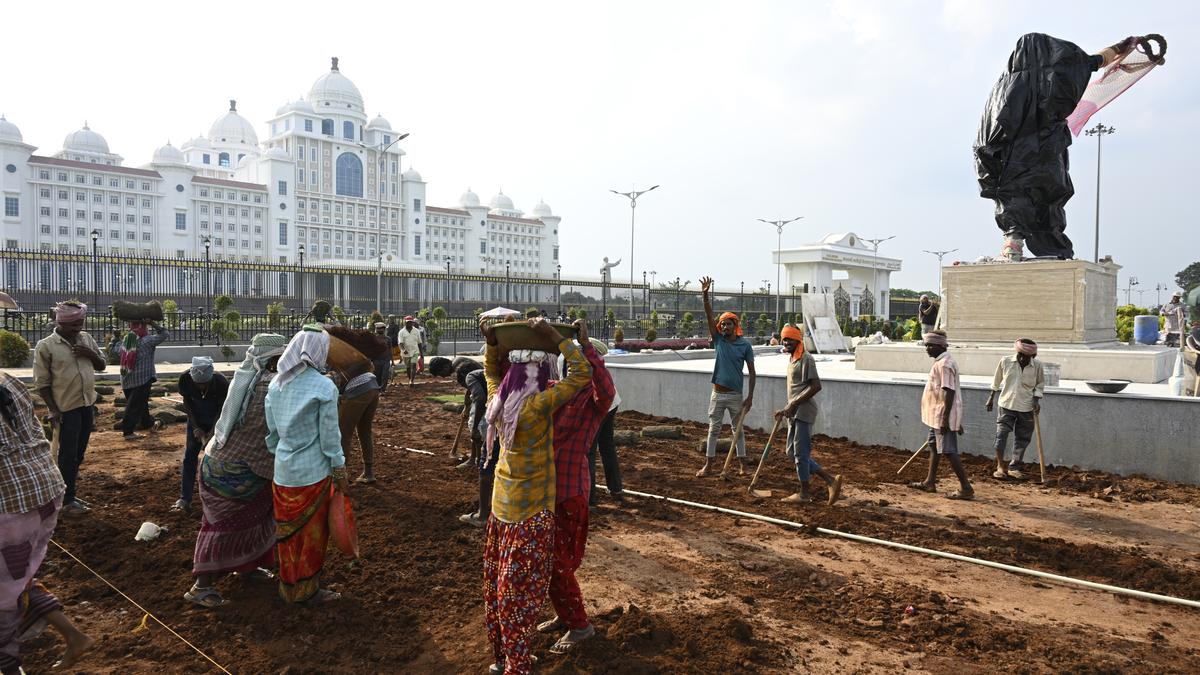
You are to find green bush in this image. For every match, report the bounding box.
[1115,304,1153,343]
[680,312,695,336]
[220,345,235,361]
[567,307,578,321]
[650,310,659,328]
[224,310,241,327]
[332,305,347,324]
[266,302,285,329]
[576,309,588,320]
[525,306,540,318]
[0,330,30,368]
[162,299,180,329]
[214,294,234,313]
[645,327,657,342]
[614,326,625,343]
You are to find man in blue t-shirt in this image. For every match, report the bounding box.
[696,276,756,477]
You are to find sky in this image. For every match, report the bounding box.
[3,0,1196,300]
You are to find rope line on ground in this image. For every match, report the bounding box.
[49,539,234,674]
[599,486,1200,610]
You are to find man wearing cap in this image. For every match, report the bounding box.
[774,325,842,505]
[396,316,422,386]
[696,276,756,477]
[118,320,169,441]
[33,301,106,515]
[909,330,974,500]
[372,322,392,391]
[1161,292,1187,347]
[174,357,229,512]
[918,295,939,338]
[986,339,1045,480]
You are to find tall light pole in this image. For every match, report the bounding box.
[647,270,657,315]
[202,237,212,342]
[297,243,306,313]
[922,248,958,299]
[1125,276,1139,305]
[1155,282,1168,307]
[90,229,100,308]
[359,132,409,312]
[505,261,511,306]
[1084,123,1115,263]
[610,184,659,322]
[444,256,452,309]
[862,235,895,317]
[758,216,803,330]
[556,264,562,316]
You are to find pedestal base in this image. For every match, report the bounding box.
[855,343,1177,384]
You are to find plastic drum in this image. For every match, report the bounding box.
[1132,315,1159,345]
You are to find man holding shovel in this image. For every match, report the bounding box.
[696,276,755,477]
[908,330,974,500]
[774,325,842,504]
[986,339,1044,480]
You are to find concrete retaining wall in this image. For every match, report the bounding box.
[607,364,1200,485]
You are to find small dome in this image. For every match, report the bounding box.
[309,57,364,114]
[184,136,211,149]
[367,114,391,130]
[402,167,422,181]
[63,123,110,154]
[489,191,515,211]
[459,188,480,208]
[0,115,21,143]
[151,142,185,165]
[208,100,259,146]
[531,200,553,218]
[266,147,290,160]
[278,98,314,116]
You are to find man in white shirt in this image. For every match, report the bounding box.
[985,338,1044,479]
[396,316,422,386]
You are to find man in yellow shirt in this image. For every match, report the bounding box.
[479,317,591,675]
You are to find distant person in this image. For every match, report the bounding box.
[174,357,229,512]
[918,295,938,338]
[1161,292,1186,347]
[396,316,422,386]
[338,360,381,484]
[696,276,755,477]
[371,322,392,391]
[774,325,842,504]
[908,330,974,500]
[985,339,1044,480]
[33,301,105,515]
[118,320,169,441]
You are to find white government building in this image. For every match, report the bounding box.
[774,232,901,318]
[0,57,562,287]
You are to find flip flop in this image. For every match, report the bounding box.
[302,588,342,605]
[184,585,228,609]
[907,481,936,493]
[992,470,1010,480]
[537,616,564,634]
[946,490,975,501]
[550,625,596,654]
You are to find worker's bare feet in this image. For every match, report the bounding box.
[737,460,747,476]
[781,492,812,504]
[695,464,712,477]
[53,630,94,669]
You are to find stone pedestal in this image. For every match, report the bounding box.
[941,259,1120,346]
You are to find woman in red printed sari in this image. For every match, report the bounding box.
[264,327,348,604]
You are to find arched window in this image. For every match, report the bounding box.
[342,121,354,140]
[335,153,363,197]
[218,152,230,168]
[237,153,245,162]
[321,119,334,136]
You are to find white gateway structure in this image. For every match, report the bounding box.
[774,232,901,318]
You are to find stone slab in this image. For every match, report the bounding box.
[855,343,1177,384]
[942,259,1120,344]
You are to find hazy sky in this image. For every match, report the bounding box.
[4,1,1195,297]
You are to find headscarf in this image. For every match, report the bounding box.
[273,326,329,391]
[54,301,87,325]
[190,356,215,384]
[484,356,551,451]
[923,331,949,348]
[1014,339,1037,356]
[717,312,743,336]
[780,324,805,362]
[213,333,287,447]
[119,321,149,373]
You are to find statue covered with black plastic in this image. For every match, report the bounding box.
[973,33,1099,260]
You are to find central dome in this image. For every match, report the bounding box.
[209,100,259,146]
[489,191,515,212]
[0,115,21,143]
[63,124,110,154]
[309,57,365,115]
[152,142,185,165]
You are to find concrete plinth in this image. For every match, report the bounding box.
[855,343,1177,384]
[942,258,1120,345]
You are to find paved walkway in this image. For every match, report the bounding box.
[3,361,241,383]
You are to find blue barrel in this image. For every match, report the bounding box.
[1133,315,1159,345]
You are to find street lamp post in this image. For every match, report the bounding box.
[505,261,511,306]
[1125,276,1139,305]
[642,270,647,317]
[758,216,803,331]
[740,281,745,316]
[359,132,409,313]
[444,256,452,309]
[922,248,958,299]
[297,243,306,314]
[610,184,659,322]
[556,264,562,316]
[1155,282,1168,307]
[1084,123,1115,263]
[90,230,100,308]
[862,236,895,317]
[202,237,211,345]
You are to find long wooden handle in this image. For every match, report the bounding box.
[748,417,785,490]
[450,412,466,457]
[1034,413,1046,483]
[719,408,749,479]
[896,440,931,475]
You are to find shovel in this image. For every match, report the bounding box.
[718,408,750,481]
[449,409,467,460]
[747,417,785,498]
[896,440,931,476]
[1033,413,1047,484]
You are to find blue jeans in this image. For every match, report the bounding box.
[787,419,822,482]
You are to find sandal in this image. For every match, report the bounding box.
[489,655,537,675]
[992,470,1010,480]
[537,616,564,634]
[302,588,342,605]
[184,584,228,609]
[355,475,377,484]
[171,499,191,513]
[946,490,975,501]
[907,481,936,493]
[549,625,596,654]
[827,475,844,506]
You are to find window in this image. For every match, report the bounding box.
[93,194,102,203]
[126,214,135,223]
[254,210,262,220]
[414,198,421,211]
[126,232,135,240]
[40,224,51,234]
[142,232,151,241]
[92,176,102,185]
[3,197,18,217]
[304,119,313,132]
[200,221,208,230]
[414,234,421,256]
[241,209,248,218]
[311,148,317,162]
[110,178,119,187]
[227,207,235,216]
[254,195,262,204]
[335,153,363,197]
[278,180,287,196]
[126,180,135,189]
[40,206,51,216]
[94,211,102,220]
[214,191,222,199]
[342,121,354,139]
[240,194,248,202]
[59,208,69,217]
[321,119,333,135]
[141,182,150,191]
[175,213,186,230]
[39,188,50,199]
[218,152,230,168]
[278,221,288,245]
[110,213,119,222]
[200,204,208,214]
[109,195,119,205]
[142,216,151,224]
[142,199,150,208]
[201,153,211,165]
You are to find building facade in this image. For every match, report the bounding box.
[774,232,902,318]
[0,57,561,289]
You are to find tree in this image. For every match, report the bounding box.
[755,313,771,336]
[1176,262,1200,294]
[658,279,691,292]
[213,294,234,313]
[889,288,939,299]
[649,310,659,328]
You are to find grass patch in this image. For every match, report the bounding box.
[425,394,462,405]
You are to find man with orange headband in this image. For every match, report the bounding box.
[985,338,1044,480]
[774,325,842,504]
[696,276,755,477]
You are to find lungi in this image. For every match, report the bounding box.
[274,478,332,603]
[193,456,276,576]
[483,509,555,675]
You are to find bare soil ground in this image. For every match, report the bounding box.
[20,379,1200,673]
